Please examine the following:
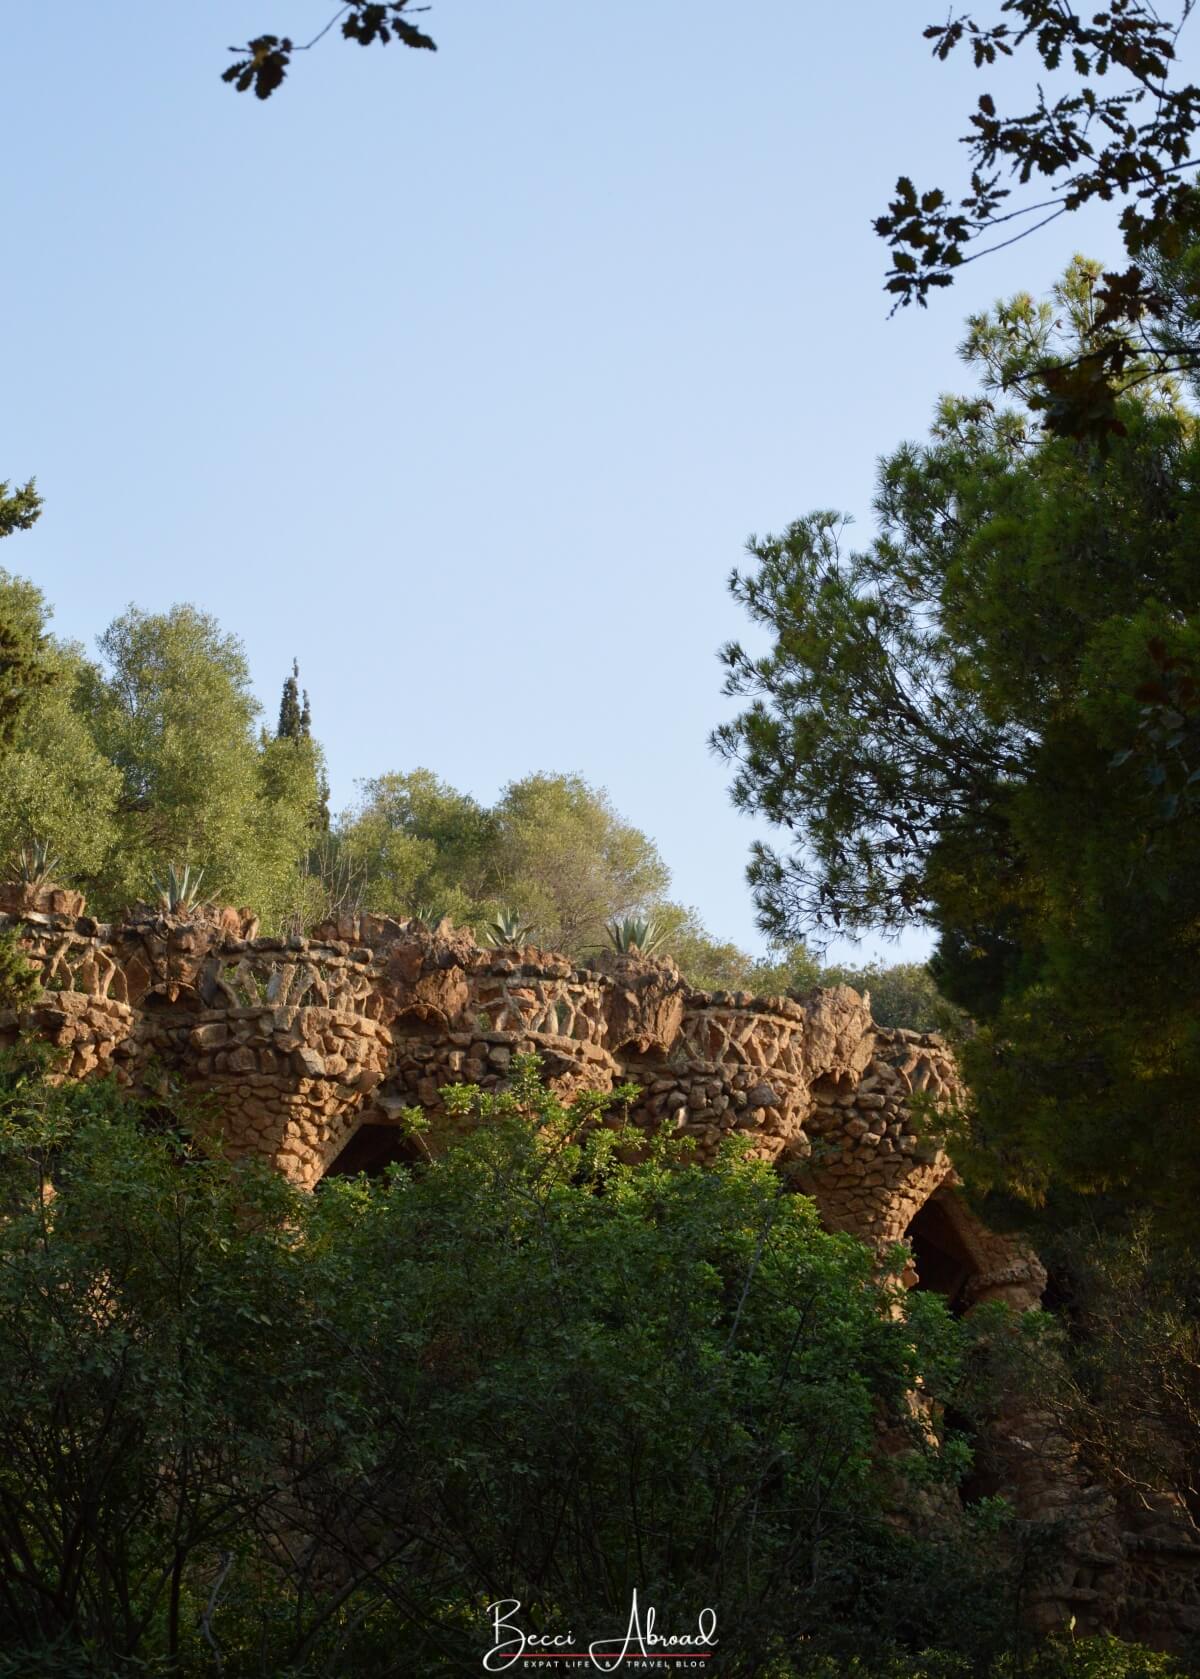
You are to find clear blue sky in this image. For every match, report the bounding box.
[2,2,1118,962]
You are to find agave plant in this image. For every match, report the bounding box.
[150,861,206,916]
[407,902,446,928]
[606,915,666,956]
[12,837,59,889]
[483,907,536,947]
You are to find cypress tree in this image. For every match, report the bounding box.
[276,660,303,740]
[276,662,328,829]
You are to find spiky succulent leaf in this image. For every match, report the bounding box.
[484,907,536,947]
[606,915,666,955]
[408,903,446,928]
[12,837,59,889]
[150,861,206,914]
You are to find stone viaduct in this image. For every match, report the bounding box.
[0,882,1039,1313]
[2,882,1196,1645]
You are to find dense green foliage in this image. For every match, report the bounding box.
[0,928,42,1012]
[0,608,121,885]
[0,1050,1058,1678]
[0,482,55,752]
[783,1646,1184,1679]
[0,592,327,930]
[81,604,325,926]
[0,516,941,1017]
[1032,1217,1200,1533]
[275,658,310,742]
[718,258,1200,1230]
[339,767,672,953]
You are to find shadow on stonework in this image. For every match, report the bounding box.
[322,1121,426,1179]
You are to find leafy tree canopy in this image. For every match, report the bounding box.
[490,771,671,951]
[0,520,952,1014]
[717,256,1200,1225]
[275,657,310,741]
[340,768,671,955]
[878,4,1200,438]
[74,605,326,926]
[0,634,122,888]
[337,767,499,929]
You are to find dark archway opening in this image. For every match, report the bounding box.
[323,1124,425,1180]
[904,1195,978,1317]
[904,1196,1000,1505]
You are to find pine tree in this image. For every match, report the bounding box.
[716,262,1200,1233]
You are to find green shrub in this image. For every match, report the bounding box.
[0,927,41,1011]
[0,1053,1165,1677]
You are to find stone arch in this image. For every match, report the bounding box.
[321,1120,425,1179]
[903,1189,981,1312]
[902,1185,1046,1314]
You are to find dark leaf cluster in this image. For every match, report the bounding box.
[223,2,435,100]
[879,2,1200,432]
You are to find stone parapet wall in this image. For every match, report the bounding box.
[0,906,138,1078]
[0,907,987,1269]
[0,906,975,1231]
[0,908,1032,1316]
